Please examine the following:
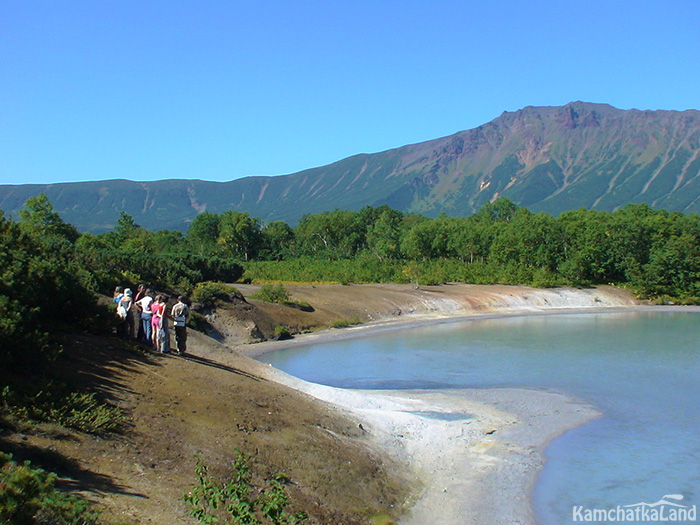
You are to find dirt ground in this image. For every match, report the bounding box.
[205,282,638,346]
[0,295,416,524]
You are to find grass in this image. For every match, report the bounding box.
[253,284,314,311]
[330,316,361,329]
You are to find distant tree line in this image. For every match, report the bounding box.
[176,198,700,302]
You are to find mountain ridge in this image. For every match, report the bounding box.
[2,101,700,232]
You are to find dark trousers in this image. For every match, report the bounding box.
[174,326,187,353]
[136,312,145,341]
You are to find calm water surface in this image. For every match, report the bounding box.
[258,311,700,524]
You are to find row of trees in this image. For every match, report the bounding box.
[172,199,700,299]
[5,194,700,320]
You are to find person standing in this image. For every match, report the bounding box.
[137,288,154,345]
[151,294,169,353]
[117,288,134,338]
[134,284,146,341]
[171,296,190,355]
[157,295,170,354]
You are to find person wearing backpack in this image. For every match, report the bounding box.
[117,288,134,338]
[171,296,190,355]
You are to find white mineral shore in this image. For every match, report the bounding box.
[262,368,599,524]
[243,286,651,523]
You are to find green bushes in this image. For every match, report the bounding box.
[184,452,306,524]
[192,281,240,308]
[243,257,407,284]
[253,284,312,311]
[254,284,291,303]
[1,387,123,434]
[0,452,99,525]
[273,326,292,340]
[0,209,102,371]
[188,311,212,332]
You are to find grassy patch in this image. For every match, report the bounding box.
[330,316,361,329]
[254,284,313,311]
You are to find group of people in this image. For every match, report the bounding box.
[114,285,190,355]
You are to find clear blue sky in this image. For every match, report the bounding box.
[2,1,698,185]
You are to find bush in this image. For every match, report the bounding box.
[0,451,99,525]
[191,281,239,308]
[183,452,306,524]
[273,326,292,340]
[1,387,123,434]
[254,284,290,304]
[188,311,211,333]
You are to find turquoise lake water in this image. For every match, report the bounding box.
[258,310,700,524]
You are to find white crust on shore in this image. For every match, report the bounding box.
[235,285,674,523]
[261,365,599,524]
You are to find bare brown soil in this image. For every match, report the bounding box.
[206,282,639,346]
[1,331,410,524]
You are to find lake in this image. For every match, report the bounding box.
[258,310,700,524]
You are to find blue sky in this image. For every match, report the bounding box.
[1,1,698,185]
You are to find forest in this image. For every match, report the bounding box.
[71,195,700,300]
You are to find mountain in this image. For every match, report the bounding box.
[2,102,700,232]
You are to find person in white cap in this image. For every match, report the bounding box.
[117,288,134,338]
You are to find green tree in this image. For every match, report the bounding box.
[473,197,518,224]
[447,217,491,264]
[187,212,222,255]
[294,210,366,259]
[114,211,139,243]
[400,216,453,260]
[261,221,295,260]
[218,211,263,261]
[18,193,79,244]
[638,232,700,298]
[366,208,404,260]
[489,209,565,271]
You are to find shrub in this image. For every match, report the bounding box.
[188,311,211,333]
[254,284,290,304]
[0,452,99,525]
[183,452,306,524]
[273,326,292,340]
[191,281,238,308]
[1,387,123,434]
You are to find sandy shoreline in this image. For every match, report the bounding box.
[242,304,650,359]
[236,287,659,523]
[261,365,600,524]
